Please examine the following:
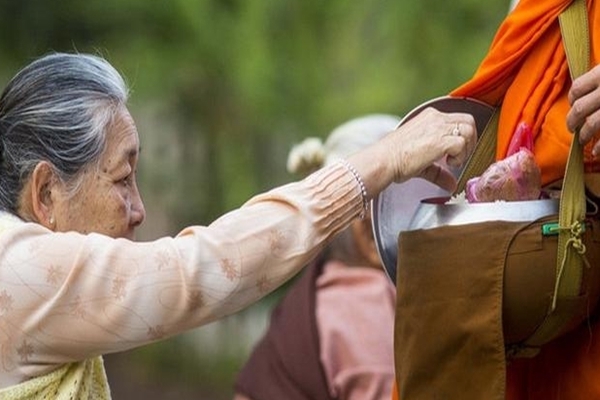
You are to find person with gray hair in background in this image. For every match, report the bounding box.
[0,52,476,399]
[234,115,401,400]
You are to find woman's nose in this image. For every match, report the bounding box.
[130,188,146,227]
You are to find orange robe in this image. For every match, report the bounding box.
[451,0,600,185]
[393,0,600,398]
[457,0,600,398]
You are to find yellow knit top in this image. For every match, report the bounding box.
[0,357,111,400]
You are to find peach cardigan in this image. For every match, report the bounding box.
[0,162,362,398]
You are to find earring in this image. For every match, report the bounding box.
[49,216,55,226]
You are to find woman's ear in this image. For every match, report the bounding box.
[350,217,382,269]
[20,161,58,229]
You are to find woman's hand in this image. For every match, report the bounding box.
[347,107,477,197]
[567,64,600,157]
[388,107,476,182]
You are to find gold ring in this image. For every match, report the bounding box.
[452,123,461,137]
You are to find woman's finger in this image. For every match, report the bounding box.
[444,116,477,168]
[419,163,457,192]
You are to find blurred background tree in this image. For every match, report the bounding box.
[0,0,512,398]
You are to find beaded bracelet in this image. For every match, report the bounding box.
[338,159,369,219]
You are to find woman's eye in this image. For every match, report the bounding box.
[119,175,131,187]
[117,168,137,188]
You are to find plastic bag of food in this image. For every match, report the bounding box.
[465,122,542,203]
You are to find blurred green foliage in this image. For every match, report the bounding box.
[0,0,508,228]
[0,0,512,398]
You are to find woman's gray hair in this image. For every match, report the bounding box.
[0,52,129,213]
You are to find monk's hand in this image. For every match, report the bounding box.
[567,64,600,157]
[386,107,477,189]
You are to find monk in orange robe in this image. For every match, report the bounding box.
[393,0,600,398]
[452,0,600,185]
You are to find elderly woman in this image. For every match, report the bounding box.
[0,52,476,399]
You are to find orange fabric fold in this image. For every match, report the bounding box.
[392,382,399,400]
[450,0,599,185]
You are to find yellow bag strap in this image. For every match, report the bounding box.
[524,0,590,347]
[455,109,499,193]
[453,0,590,348]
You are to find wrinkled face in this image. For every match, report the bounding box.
[52,107,146,239]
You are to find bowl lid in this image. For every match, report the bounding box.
[371,96,495,284]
